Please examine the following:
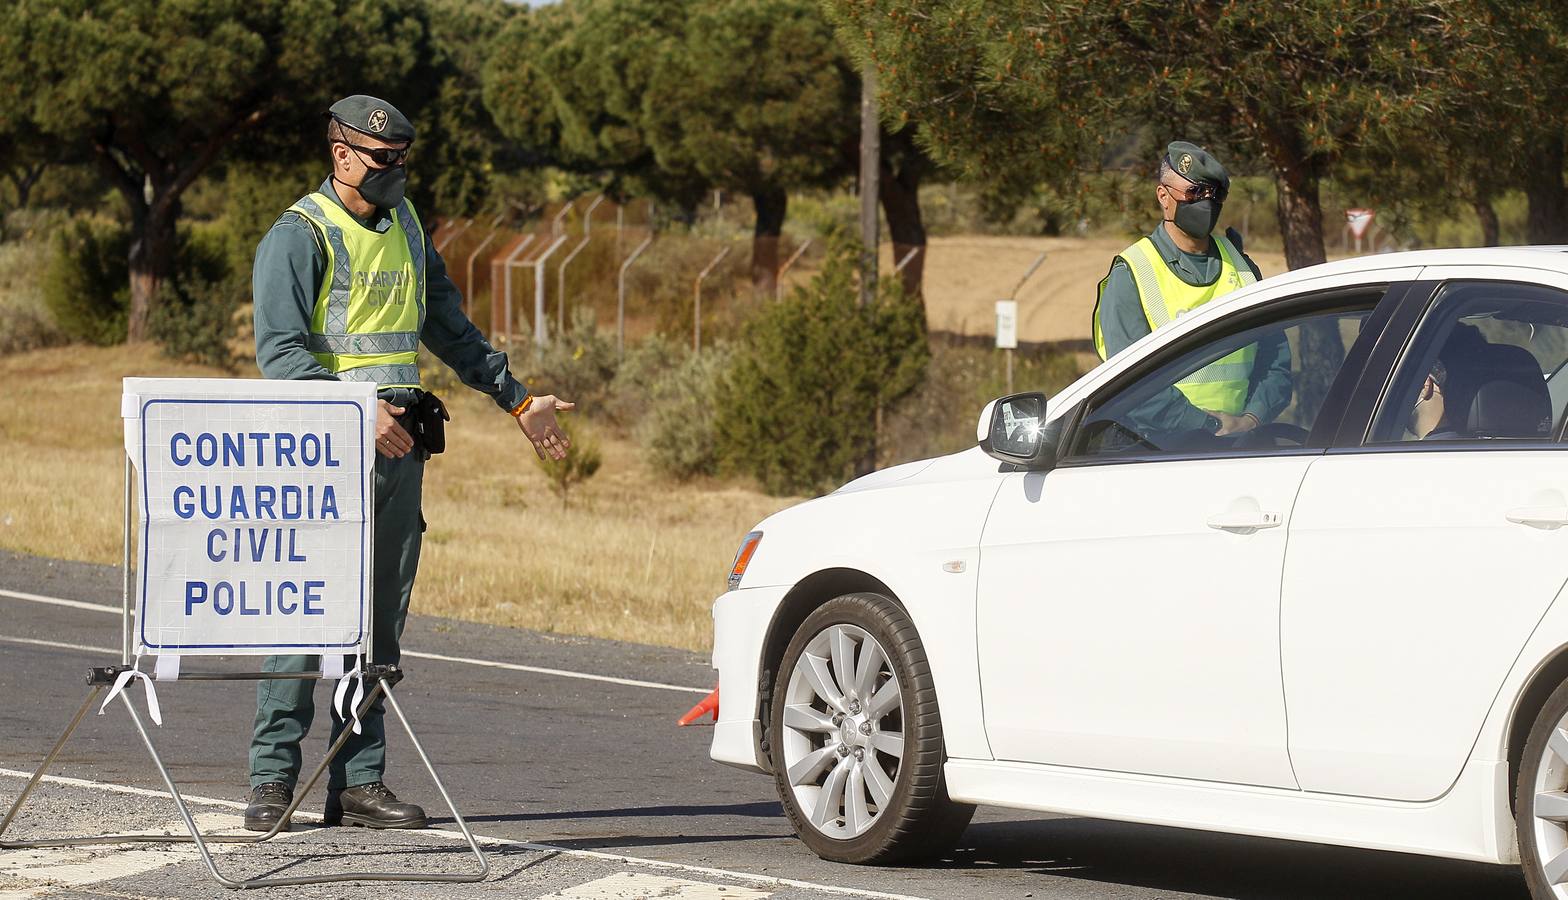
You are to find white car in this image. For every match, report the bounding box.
[709,247,1568,897]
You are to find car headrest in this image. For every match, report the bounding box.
[1464,343,1552,438]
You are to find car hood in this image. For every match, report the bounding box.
[833,445,998,495]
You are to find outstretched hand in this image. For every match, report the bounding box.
[516,395,577,460]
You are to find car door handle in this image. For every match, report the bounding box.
[1505,506,1568,529]
[1206,510,1283,533]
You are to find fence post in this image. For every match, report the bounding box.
[1010,251,1048,299]
[774,238,813,301]
[462,229,499,317]
[693,246,733,355]
[617,234,655,358]
[581,194,606,237]
[434,217,472,254]
[533,234,570,347]
[558,234,592,335]
[552,200,575,237]
[500,234,537,344]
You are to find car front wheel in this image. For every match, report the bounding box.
[768,592,974,864]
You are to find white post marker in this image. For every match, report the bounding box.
[122,378,375,657]
[996,300,1018,395]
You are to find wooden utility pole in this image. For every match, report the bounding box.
[857,64,881,477]
[859,63,880,307]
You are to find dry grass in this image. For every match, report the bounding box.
[0,344,793,651]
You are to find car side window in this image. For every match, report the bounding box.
[1065,299,1378,462]
[1368,282,1568,445]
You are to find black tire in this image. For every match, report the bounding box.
[768,592,975,864]
[1518,678,1568,899]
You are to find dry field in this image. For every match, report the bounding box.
[0,345,793,651]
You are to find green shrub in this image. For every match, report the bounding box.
[533,416,602,509]
[0,226,67,354]
[716,235,929,496]
[149,224,243,369]
[879,343,1083,467]
[607,333,686,426]
[641,343,733,481]
[43,218,130,345]
[528,308,619,413]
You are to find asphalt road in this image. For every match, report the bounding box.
[0,549,1534,899]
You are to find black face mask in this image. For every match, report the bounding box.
[338,163,407,210]
[1171,198,1222,240]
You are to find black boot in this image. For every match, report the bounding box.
[323,782,427,829]
[243,782,293,832]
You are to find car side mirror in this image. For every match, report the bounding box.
[977,392,1055,469]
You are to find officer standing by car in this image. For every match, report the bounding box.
[243,94,574,832]
[1091,140,1291,437]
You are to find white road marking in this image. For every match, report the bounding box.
[0,636,116,656]
[0,813,247,893]
[0,589,115,615]
[0,589,710,694]
[537,871,771,899]
[0,769,928,900]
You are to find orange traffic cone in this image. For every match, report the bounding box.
[678,686,719,726]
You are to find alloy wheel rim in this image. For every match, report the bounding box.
[1533,719,1568,895]
[780,623,905,840]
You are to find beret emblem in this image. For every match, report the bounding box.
[368,109,388,133]
[1178,153,1193,176]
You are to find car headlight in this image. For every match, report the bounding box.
[728,531,763,591]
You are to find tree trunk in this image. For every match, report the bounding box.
[9,163,45,209]
[127,200,178,343]
[1526,132,1568,245]
[1272,164,1343,423]
[879,157,926,301]
[750,187,787,294]
[1474,195,1501,247]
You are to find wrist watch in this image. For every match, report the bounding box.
[1204,413,1223,434]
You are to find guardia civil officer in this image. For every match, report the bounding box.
[244,95,573,831]
[1092,141,1291,436]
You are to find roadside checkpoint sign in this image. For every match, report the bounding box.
[122,378,376,656]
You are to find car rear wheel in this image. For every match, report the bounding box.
[1517,678,1568,898]
[768,592,974,864]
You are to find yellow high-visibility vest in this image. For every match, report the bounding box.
[288,192,427,389]
[1093,234,1258,415]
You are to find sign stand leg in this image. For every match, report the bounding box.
[0,667,489,888]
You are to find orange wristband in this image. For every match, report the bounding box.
[509,395,534,418]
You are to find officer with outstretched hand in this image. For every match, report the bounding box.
[1092,141,1291,438]
[244,94,573,832]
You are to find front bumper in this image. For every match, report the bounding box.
[709,583,791,773]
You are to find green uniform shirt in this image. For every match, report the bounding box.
[252,178,528,411]
[1099,225,1291,431]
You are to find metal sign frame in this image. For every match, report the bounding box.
[0,442,489,888]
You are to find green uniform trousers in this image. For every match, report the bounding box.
[249,451,424,790]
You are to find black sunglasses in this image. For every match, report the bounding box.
[338,140,410,167]
[1161,163,1226,202]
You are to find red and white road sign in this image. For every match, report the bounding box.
[1346,208,1376,240]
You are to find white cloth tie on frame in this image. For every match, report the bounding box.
[332,654,365,735]
[99,657,163,726]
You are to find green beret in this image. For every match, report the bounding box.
[1166,140,1229,195]
[328,95,415,144]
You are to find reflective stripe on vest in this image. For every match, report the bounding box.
[288,192,427,389]
[1092,234,1258,415]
